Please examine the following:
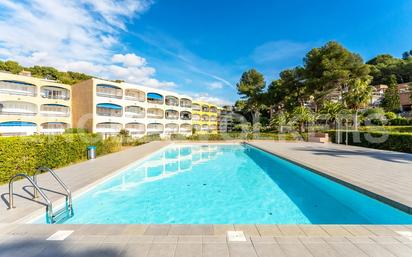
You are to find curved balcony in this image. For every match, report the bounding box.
[125,106,145,118]
[192,103,201,111]
[180,111,192,120]
[201,124,209,131]
[165,95,179,107]
[193,124,201,131]
[210,124,217,131]
[147,123,164,135]
[147,92,164,104]
[0,80,37,97]
[96,103,122,117]
[40,122,68,134]
[0,121,37,136]
[125,122,145,135]
[147,108,164,119]
[125,88,145,102]
[0,101,37,116]
[165,109,179,120]
[41,86,70,100]
[210,106,217,113]
[210,115,217,122]
[96,122,122,133]
[192,114,200,121]
[202,105,209,112]
[165,123,179,134]
[180,123,192,133]
[201,114,209,121]
[40,104,70,117]
[180,98,192,108]
[96,84,122,99]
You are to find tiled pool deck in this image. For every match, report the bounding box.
[1,140,412,256]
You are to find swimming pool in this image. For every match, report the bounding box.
[38,143,412,224]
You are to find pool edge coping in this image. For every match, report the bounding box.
[245,141,412,215]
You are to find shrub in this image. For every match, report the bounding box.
[0,134,122,184]
[389,117,410,126]
[328,130,412,153]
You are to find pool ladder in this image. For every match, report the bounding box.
[8,167,73,224]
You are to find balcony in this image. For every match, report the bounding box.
[0,121,37,136]
[165,96,179,107]
[96,103,122,117]
[193,124,201,131]
[180,111,192,120]
[41,86,70,100]
[125,106,145,118]
[0,80,37,97]
[40,104,70,117]
[147,123,164,135]
[165,109,179,120]
[210,125,217,131]
[125,88,145,102]
[180,123,192,133]
[96,84,122,99]
[210,115,217,122]
[192,114,200,121]
[201,124,209,131]
[202,105,209,112]
[125,122,145,135]
[96,122,122,133]
[180,98,192,108]
[40,122,68,134]
[210,106,217,113]
[192,103,201,111]
[201,114,209,121]
[147,108,164,119]
[165,123,179,134]
[147,92,164,104]
[0,101,37,116]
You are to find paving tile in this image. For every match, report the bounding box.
[190,224,213,235]
[119,243,151,257]
[121,225,148,235]
[153,235,178,244]
[250,236,276,244]
[256,225,282,236]
[362,225,399,236]
[202,235,227,244]
[168,224,191,235]
[234,224,260,236]
[146,243,176,257]
[144,224,170,235]
[228,242,258,257]
[324,240,368,257]
[350,240,397,257]
[278,225,305,237]
[301,240,341,257]
[178,235,202,243]
[320,225,352,237]
[174,243,202,257]
[127,235,154,244]
[342,225,375,236]
[203,243,229,257]
[277,240,313,257]
[299,225,329,237]
[253,243,286,257]
[103,235,131,244]
[213,224,234,235]
[378,241,412,257]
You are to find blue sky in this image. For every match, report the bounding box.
[0,0,411,105]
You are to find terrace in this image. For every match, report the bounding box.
[40,86,70,100]
[124,105,145,118]
[40,104,70,117]
[96,103,122,117]
[124,88,145,102]
[0,101,37,116]
[0,80,37,97]
[96,84,122,99]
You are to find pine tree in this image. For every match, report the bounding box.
[381,75,400,112]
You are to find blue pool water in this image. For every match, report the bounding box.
[40,144,412,224]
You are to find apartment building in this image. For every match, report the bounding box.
[72,78,193,137]
[218,105,234,133]
[398,83,412,112]
[0,72,72,136]
[191,101,218,134]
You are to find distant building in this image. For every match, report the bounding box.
[398,83,412,112]
[191,101,218,134]
[218,105,234,132]
[0,72,72,136]
[371,84,388,106]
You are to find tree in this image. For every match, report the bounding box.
[402,50,412,60]
[319,101,345,129]
[0,60,23,74]
[236,69,266,125]
[291,106,315,133]
[381,75,400,113]
[269,111,289,133]
[343,77,373,130]
[304,41,370,111]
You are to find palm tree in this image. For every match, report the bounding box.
[319,101,345,129]
[343,77,372,130]
[291,106,315,133]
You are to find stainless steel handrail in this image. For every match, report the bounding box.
[34,167,72,211]
[8,174,53,221]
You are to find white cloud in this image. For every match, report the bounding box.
[192,93,232,106]
[251,40,313,64]
[207,81,224,89]
[0,0,175,88]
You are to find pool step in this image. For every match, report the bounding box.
[51,206,74,224]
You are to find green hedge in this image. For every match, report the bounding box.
[328,130,412,153]
[0,134,122,184]
[171,132,306,141]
